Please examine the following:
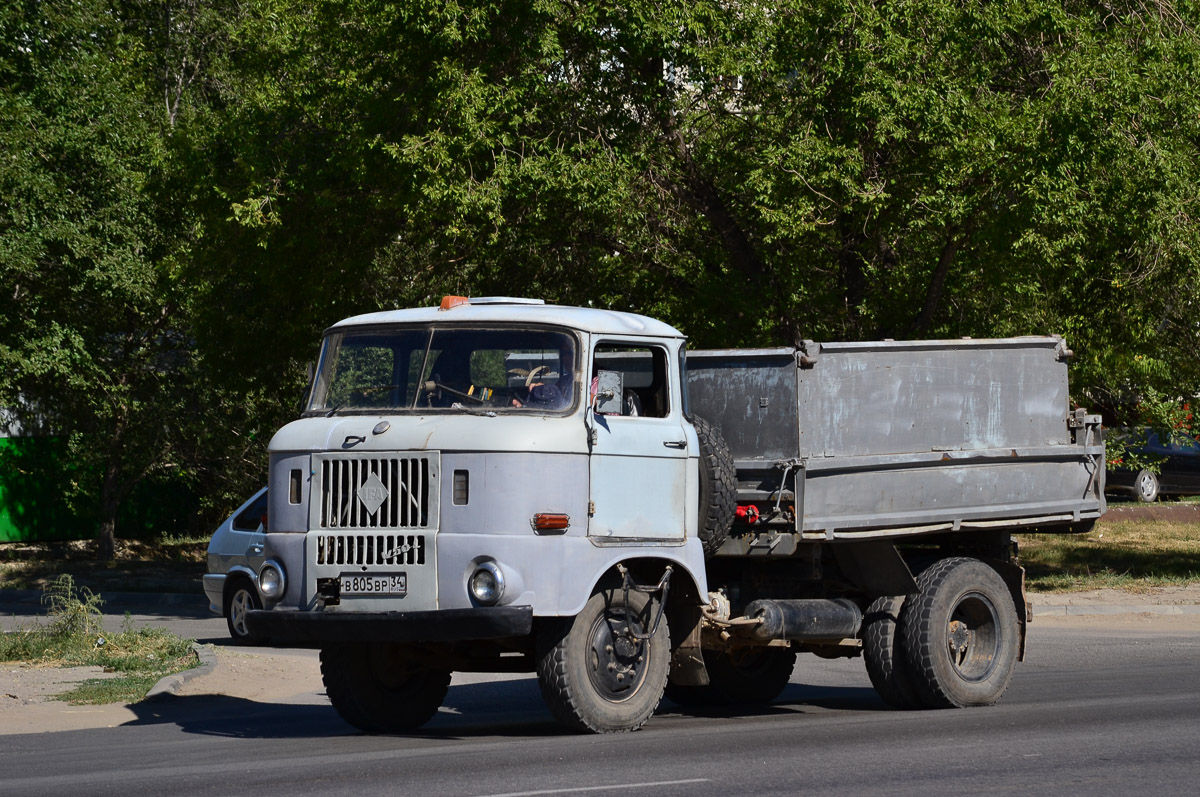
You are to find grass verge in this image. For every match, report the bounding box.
[0,537,206,593]
[1018,518,1200,592]
[0,574,199,704]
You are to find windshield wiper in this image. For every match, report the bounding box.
[450,403,498,417]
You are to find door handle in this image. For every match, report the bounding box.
[663,440,687,449]
[248,544,264,556]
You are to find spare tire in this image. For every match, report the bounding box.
[693,415,736,556]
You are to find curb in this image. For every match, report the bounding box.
[0,588,202,608]
[145,643,218,701]
[1034,604,1200,617]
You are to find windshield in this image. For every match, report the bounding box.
[306,326,578,415]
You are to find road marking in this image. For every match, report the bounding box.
[475,778,711,797]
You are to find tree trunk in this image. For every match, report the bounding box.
[97,516,116,562]
[909,224,972,337]
[96,457,123,562]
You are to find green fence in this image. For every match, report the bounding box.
[0,437,197,543]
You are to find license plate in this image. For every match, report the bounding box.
[339,573,407,596]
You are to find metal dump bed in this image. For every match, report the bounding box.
[687,337,1105,543]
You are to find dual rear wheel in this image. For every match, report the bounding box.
[862,557,1020,709]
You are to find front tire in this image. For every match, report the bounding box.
[536,581,670,733]
[1134,469,1160,502]
[320,643,451,733]
[900,557,1019,708]
[224,577,266,645]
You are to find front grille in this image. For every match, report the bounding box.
[314,533,427,566]
[317,454,435,529]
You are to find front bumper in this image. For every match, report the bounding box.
[244,606,533,646]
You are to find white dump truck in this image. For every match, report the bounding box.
[246,296,1105,733]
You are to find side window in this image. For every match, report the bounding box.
[593,343,670,418]
[232,491,269,532]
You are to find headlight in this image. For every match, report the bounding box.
[259,561,286,601]
[469,561,504,605]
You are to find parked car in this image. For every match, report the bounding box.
[1106,430,1200,502]
[202,488,268,644]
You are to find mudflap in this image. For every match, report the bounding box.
[987,558,1029,662]
[668,600,710,686]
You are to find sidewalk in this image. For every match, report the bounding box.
[1029,584,1200,617]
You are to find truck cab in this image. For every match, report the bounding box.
[250,297,712,733]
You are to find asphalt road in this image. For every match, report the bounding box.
[1,617,1197,797]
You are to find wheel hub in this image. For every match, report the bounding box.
[945,593,1000,681]
[947,619,972,664]
[588,615,647,700]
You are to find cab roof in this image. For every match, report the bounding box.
[329,297,686,339]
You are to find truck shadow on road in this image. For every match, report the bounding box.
[662,682,886,720]
[119,679,886,740]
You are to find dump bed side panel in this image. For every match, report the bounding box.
[687,339,1105,542]
[796,338,1069,458]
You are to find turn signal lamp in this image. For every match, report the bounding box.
[440,295,469,310]
[531,513,570,533]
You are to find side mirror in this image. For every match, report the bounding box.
[592,370,624,415]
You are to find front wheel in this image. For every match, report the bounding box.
[224,578,266,645]
[900,557,1019,708]
[536,582,670,733]
[320,643,451,733]
[1134,469,1160,503]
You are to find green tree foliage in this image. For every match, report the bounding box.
[0,0,193,557]
[3,0,1199,549]
[194,1,1200,427]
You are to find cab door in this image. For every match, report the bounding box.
[587,341,689,542]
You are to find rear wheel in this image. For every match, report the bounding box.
[537,582,670,733]
[666,647,796,707]
[862,595,922,709]
[900,557,1019,708]
[706,646,796,705]
[320,643,451,733]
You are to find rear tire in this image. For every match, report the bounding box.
[706,646,796,705]
[663,681,721,708]
[666,647,796,707]
[900,557,1019,708]
[536,581,670,733]
[320,643,451,733]
[862,595,922,709]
